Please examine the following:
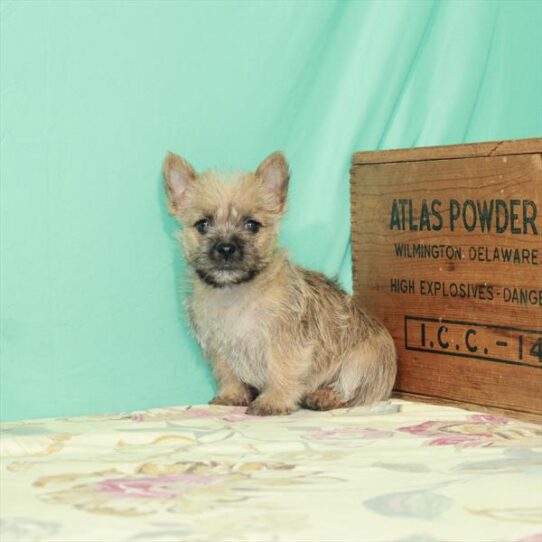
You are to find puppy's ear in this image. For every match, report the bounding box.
[163,152,196,215]
[256,152,289,211]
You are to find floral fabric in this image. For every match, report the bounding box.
[1,400,541,542]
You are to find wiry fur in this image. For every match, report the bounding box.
[164,151,397,415]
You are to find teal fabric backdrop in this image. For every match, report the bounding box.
[1,0,541,421]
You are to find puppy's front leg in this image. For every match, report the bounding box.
[247,347,308,416]
[208,351,253,407]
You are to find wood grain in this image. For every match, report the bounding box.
[351,140,542,417]
[352,137,542,165]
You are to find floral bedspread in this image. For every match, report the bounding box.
[1,399,541,542]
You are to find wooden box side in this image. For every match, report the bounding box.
[350,139,542,422]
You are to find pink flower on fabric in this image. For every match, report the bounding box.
[427,435,492,448]
[399,421,492,439]
[398,414,514,447]
[398,421,435,435]
[517,534,542,542]
[470,414,510,424]
[94,474,216,500]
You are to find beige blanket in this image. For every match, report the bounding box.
[1,400,541,542]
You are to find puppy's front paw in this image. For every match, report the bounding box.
[246,397,296,416]
[209,394,251,407]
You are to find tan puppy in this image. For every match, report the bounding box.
[164,152,396,415]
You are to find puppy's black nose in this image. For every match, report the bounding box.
[215,242,237,260]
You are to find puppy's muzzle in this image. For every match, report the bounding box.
[211,239,243,264]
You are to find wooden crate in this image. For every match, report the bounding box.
[350,138,542,422]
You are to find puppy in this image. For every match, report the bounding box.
[163,151,397,416]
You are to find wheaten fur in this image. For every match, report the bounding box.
[164,151,397,415]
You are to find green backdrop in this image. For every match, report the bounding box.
[1,0,541,421]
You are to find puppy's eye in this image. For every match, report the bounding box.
[194,218,211,234]
[244,219,262,233]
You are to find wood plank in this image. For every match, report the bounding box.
[352,137,542,165]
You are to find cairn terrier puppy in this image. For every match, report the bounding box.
[164,151,396,416]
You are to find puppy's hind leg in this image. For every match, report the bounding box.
[334,330,397,407]
[302,387,347,411]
